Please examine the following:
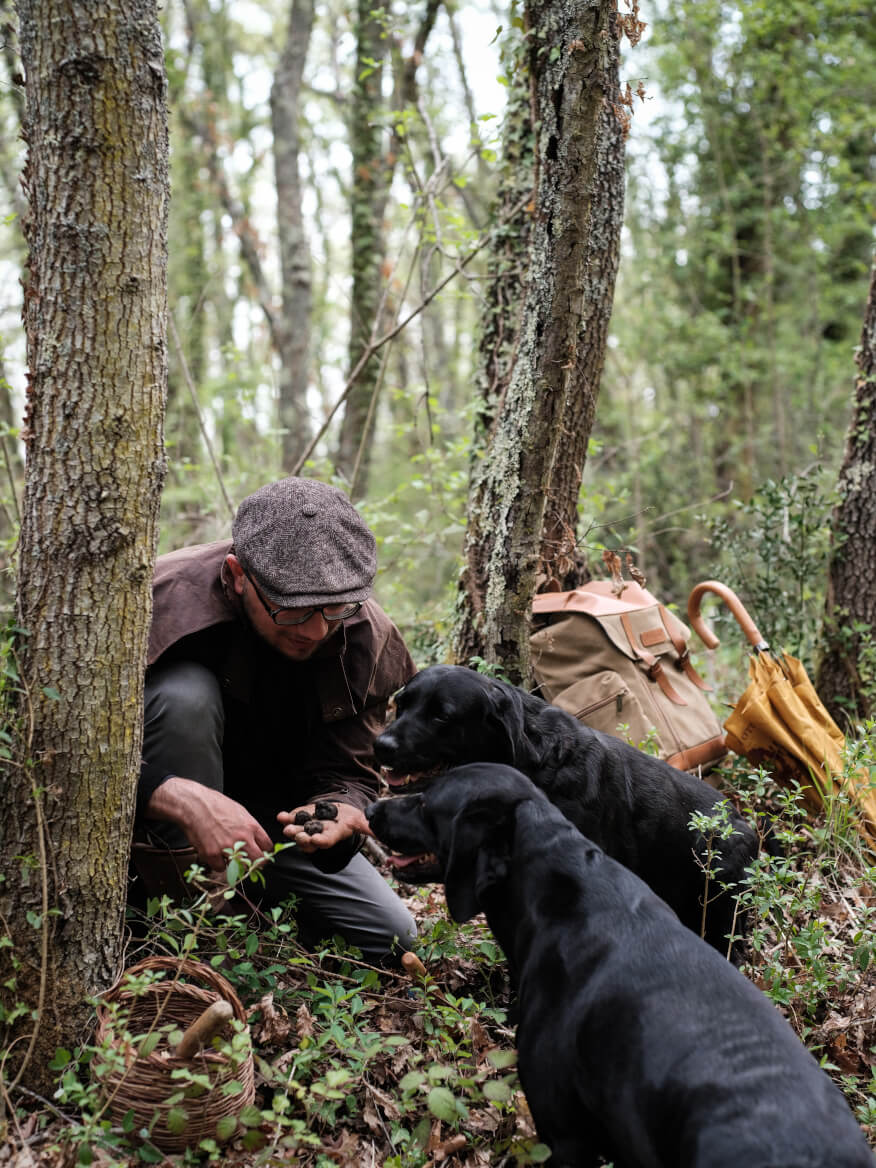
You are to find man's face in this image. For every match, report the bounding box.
[226,554,335,661]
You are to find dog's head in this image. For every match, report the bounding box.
[366,763,542,921]
[374,665,527,792]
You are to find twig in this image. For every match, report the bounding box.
[7,1081,77,1125]
[291,191,533,477]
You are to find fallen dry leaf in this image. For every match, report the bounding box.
[296,1000,315,1042]
[250,991,293,1045]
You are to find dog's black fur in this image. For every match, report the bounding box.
[374,664,757,955]
[367,765,874,1168]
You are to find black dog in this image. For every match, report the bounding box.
[367,765,874,1168]
[374,664,757,956]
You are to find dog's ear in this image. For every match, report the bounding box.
[443,807,513,923]
[483,683,527,764]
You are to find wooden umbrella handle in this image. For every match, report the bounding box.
[401,951,427,979]
[687,580,768,652]
[174,999,234,1059]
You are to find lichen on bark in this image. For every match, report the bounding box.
[454,0,627,683]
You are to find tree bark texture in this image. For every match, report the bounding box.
[335,0,390,495]
[543,63,625,590]
[336,0,441,497]
[271,0,314,472]
[2,0,168,1092]
[816,256,876,725]
[470,69,534,452]
[453,0,626,682]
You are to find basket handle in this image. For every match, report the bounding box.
[174,1000,234,1059]
[687,580,768,652]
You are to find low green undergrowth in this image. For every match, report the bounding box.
[4,738,876,1164]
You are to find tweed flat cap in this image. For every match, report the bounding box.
[232,478,377,608]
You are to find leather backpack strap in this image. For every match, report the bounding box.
[620,613,686,705]
[658,605,712,692]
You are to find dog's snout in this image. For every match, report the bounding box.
[373,731,397,763]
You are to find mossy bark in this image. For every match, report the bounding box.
[816,258,876,724]
[454,0,626,682]
[336,0,441,498]
[335,0,390,496]
[1,0,168,1093]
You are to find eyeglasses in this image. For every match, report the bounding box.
[243,570,362,627]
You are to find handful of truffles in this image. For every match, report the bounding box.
[291,800,339,836]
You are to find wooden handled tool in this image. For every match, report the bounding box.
[174,999,234,1059]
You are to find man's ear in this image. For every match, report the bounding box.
[443,810,512,923]
[226,553,246,595]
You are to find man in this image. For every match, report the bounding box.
[133,476,417,964]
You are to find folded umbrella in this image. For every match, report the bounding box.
[688,580,876,845]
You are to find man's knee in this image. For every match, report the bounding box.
[143,661,224,790]
[145,661,222,730]
[378,900,418,955]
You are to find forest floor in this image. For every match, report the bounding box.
[3,764,876,1167]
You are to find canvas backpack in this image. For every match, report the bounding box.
[530,580,727,776]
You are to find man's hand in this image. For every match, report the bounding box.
[277,802,371,853]
[147,776,274,870]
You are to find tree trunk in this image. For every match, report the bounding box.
[453,0,627,682]
[271,0,314,472]
[543,62,625,591]
[335,0,389,495]
[1,0,168,1093]
[336,0,441,498]
[816,256,876,726]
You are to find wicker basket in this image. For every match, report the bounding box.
[93,956,256,1152]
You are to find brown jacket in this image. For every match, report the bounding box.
[143,540,415,822]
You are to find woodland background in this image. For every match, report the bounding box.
[1,0,876,1163]
[1,0,873,669]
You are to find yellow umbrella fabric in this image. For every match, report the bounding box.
[688,581,876,846]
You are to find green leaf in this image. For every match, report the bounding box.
[137,1031,161,1056]
[215,1114,238,1142]
[166,1107,188,1135]
[529,1144,553,1163]
[486,1048,517,1069]
[245,932,259,956]
[42,686,61,701]
[412,1116,431,1147]
[137,1144,165,1164]
[399,1070,426,1092]
[483,1079,512,1102]
[399,1069,427,1093]
[226,858,241,885]
[238,1103,263,1127]
[427,1086,458,1123]
[242,1128,267,1151]
[49,1047,71,1070]
[76,1142,93,1165]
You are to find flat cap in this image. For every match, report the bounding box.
[232,477,377,608]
